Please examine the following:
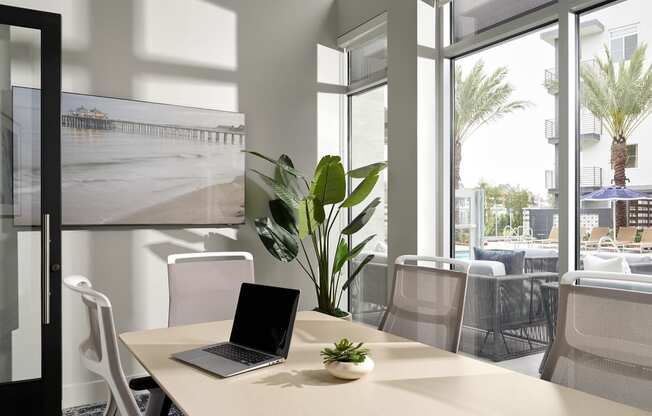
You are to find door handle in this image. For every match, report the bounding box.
[42,213,50,325]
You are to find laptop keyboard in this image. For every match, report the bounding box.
[204,343,272,365]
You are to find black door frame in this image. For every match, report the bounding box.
[0,4,61,414]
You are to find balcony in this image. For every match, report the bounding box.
[580,166,602,188]
[545,166,602,191]
[543,60,596,95]
[544,68,557,95]
[544,110,602,144]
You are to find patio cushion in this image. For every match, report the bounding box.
[593,252,652,265]
[468,260,506,277]
[583,254,631,274]
[473,248,525,275]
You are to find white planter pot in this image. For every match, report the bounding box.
[339,311,352,321]
[325,357,374,380]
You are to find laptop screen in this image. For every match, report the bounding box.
[230,283,300,357]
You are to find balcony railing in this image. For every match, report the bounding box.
[546,166,602,191]
[544,110,602,141]
[580,166,602,188]
[544,60,596,95]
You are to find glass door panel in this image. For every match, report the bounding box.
[0,5,62,414]
[0,24,43,384]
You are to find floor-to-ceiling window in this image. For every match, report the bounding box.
[451,26,559,366]
[577,0,652,268]
[348,85,388,326]
[340,23,389,326]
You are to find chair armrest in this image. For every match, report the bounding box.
[491,272,558,282]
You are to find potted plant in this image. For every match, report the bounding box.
[321,338,374,380]
[246,151,386,318]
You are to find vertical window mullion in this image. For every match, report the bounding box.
[558,0,579,273]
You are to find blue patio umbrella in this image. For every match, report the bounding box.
[582,186,652,230]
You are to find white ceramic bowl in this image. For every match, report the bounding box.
[325,357,374,380]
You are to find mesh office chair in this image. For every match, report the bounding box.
[379,255,470,353]
[541,270,652,411]
[63,275,165,416]
[167,251,255,326]
[139,251,255,413]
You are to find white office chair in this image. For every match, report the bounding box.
[379,255,470,353]
[138,251,256,413]
[63,275,166,416]
[541,270,652,410]
[167,251,255,326]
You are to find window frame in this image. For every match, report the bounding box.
[609,23,638,61]
[626,143,638,168]
[435,0,623,274]
[338,16,388,317]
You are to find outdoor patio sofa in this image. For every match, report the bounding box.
[462,249,559,361]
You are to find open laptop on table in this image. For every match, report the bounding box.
[173,283,300,377]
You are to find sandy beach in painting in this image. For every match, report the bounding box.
[115,177,244,225]
[13,87,246,226]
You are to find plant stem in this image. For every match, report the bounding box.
[298,237,316,281]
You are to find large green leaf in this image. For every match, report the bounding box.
[332,239,349,276]
[332,234,376,276]
[254,217,298,262]
[347,162,387,178]
[275,154,300,197]
[349,234,376,259]
[244,150,306,178]
[342,198,381,235]
[341,174,379,208]
[342,254,375,290]
[311,155,346,205]
[297,197,325,239]
[269,199,296,234]
[251,169,300,208]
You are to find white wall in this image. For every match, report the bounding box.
[3,0,338,408]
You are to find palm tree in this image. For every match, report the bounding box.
[581,43,652,228]
[454,60,530,189]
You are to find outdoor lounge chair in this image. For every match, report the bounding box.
[625,228,652,253]
[615,226,637,246]
[581,226,609,250]
[532,226,558,248]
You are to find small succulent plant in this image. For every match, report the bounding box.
[321,338,370,364]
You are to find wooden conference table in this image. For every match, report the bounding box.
[120,311,650,416]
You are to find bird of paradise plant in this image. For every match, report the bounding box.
[246,151,386,318]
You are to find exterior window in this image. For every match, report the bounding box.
[451,0,556,43]
[348,35,387,85]
[626,144,637,168]
[341,21,388,327]
[348,85,388,327]
[452,26,558,363]
[580,2,652,259]
[610,25,638,61]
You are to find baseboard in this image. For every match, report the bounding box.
[63,379,106,409]
[63,373,148,409]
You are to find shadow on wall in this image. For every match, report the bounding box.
[46,0,340,406]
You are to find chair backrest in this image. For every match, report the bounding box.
[63,275,141,416]
[589,226,609,241]
[379,255,469,353]
[541,271,652,411]
[641,228,652,243]
[167,252,255,327]
[616,226,637,243]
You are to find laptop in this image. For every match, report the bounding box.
[172,283,300,377]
